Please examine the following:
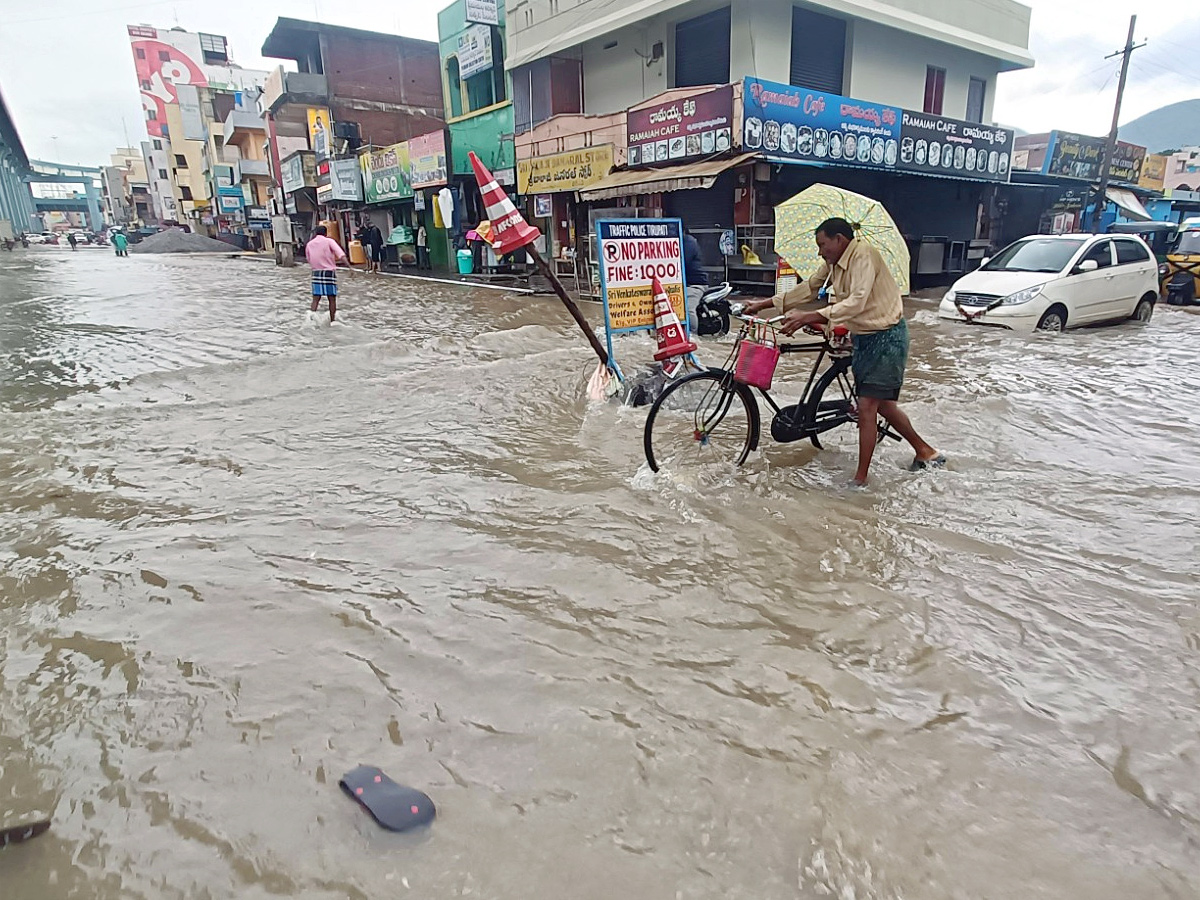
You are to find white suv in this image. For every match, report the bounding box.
[938,233,1159,332]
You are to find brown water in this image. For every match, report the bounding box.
[1,250,1198,899]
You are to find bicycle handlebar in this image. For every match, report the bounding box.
[728,304,825,336]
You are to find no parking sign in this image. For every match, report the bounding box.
[597,218,689,377]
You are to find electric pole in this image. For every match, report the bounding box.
[1091,15,1145,230]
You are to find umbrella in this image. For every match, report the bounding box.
[774,184,910,294]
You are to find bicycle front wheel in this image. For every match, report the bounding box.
[644,370,760,473]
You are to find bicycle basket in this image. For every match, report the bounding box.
[733,326,780,390]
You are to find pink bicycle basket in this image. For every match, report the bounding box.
[733,338,780,390]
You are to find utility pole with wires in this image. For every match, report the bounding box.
[1091,14,1145,230]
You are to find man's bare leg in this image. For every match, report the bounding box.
[854,396,882,485]
[328,297,337,323]
[878,400,938,461]
[310,295,320,313]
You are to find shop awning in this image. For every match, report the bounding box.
[577,153,758,202]
[1107,187,1152,221]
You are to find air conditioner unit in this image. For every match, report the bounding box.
[333,121,361,141]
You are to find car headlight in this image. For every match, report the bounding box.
[943,290,956,303]
[1002,284,1045,306]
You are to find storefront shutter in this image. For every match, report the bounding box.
[674,7,731,88]
[789,8,846,93]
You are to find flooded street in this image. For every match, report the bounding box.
[2,250,1198,899]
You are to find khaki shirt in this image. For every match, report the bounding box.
[769,238,904,334]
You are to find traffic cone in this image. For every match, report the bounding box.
[651,275,697,362]
[468,152,541,256]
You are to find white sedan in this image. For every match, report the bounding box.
[938,233,1159,332]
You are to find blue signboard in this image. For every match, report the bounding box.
[742,77,901,170]
[597,218,694,379]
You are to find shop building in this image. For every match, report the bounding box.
[260,18,445,247]
[505,0,1034,290]
[101,148,149,228]
[437,0,515,270]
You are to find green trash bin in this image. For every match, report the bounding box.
[456,249,473,275]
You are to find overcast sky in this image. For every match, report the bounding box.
[1,0,1198,165]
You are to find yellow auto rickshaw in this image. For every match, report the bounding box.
[1164,217,1200,305]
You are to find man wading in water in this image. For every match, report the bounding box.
[743,217,944,486]
[305,226,349,323]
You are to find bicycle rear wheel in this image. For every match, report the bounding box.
[644,370,760,474]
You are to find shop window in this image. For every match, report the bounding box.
[445,57,463,118]
[924,67,946,115]
[675,6,730,88]
[789,8,846,94]
[966,77,987,123]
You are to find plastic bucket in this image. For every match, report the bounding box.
[456,249,473,275]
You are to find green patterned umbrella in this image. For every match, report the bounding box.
[774,184,910,294]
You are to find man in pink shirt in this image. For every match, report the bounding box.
[305,225,350,322]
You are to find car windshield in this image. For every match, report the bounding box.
[983,238,1086,273]
[1175,231,1200,255]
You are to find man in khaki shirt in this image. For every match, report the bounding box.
[744,217,943,485]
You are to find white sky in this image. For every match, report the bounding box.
[0,0,1198,165]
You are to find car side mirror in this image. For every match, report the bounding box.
[1074,259,1099,274]
[979,256,991,267]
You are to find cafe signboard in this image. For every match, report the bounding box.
[627,85,734,166]
[897,110,1013,182]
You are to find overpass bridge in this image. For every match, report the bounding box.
[26,160,105,230]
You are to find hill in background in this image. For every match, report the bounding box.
[1119,99,1200,152]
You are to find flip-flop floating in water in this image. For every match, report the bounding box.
[1,820,50,848]
[339,766,435,832]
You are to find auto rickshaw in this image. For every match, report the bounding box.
[1162,217,1200,305]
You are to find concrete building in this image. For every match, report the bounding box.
[127,25,269,227]
[0,88,37,236]
[504,0,1034,286]
[260,18,445,246]
[437,0,514,269]
[101,147,150,227]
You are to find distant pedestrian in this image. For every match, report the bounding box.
[363,218,384,274]
[416,222,430,269]
[67,232,78,251]
[682,229,708,331]
[113,232,129,257]
[305,225,349,323]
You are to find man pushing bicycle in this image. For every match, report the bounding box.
[742,217,944,486]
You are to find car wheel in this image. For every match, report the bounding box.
[1036,305,1067,332]
[1131,295,1155,323]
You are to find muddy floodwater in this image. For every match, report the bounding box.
[1,251,1198,899]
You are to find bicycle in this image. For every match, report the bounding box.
[643,306,900,473]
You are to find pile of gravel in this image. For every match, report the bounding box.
[130,230,240,254]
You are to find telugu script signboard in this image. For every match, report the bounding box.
[627,85,734,167]
[897,111,1013,182]
[743,77,900,170]
[360,143,413,204]
[465,0,499,25]
[517,145,614,194]
[597,219,687,340]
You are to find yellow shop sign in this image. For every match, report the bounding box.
[517,145,614,194]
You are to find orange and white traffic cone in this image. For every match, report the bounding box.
[467,152,541,255]
[651,275,698,362]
